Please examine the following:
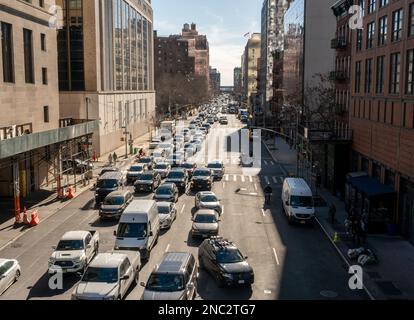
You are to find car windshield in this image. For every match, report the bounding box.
[103,196,124,206]
[97,179,119,188]
[139,158,152,164]
[138,173,153,181]
[155,164,168,170]
[290,196,314,207]
[200,195,218,202]
[56,240,84,251]
[129,166,143,172]
[216,248,244,264]
[156,187,173,195]
[82,267,118,283]
[208,163,222,169]
[194,214,217,223]
[158,206,171,214]
[147,274,184,292]
[117,223,147,238]
[181,163,194,169]
[168,171,184,179]
[159,144,172,149]
[194,170,210,177]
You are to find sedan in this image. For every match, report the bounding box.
[0,259,21,296]
[195,191,222,215]
[153,162,171,179]
[134,171,162,193]
[207,161,225,180]
[126,164,148,184]
[154,183,179,203]
[157,202,177,230]
[138,156,154,170]
[191,209,220,239]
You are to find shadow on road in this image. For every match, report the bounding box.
[26,272,80,300]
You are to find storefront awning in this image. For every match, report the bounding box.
[349,176,395,198]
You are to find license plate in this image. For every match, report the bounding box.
[238,280,245,284]
[300,221,306,224]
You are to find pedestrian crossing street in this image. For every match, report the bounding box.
[222,174,286,185]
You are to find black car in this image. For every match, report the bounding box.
[138,156,154,170]
[134,171,162,193]
[191,168,213,191]
[165,168,189,193]
[95,172,125,205]
[198,237,254,288]
[154,183,179,203]
[180,161,197,178]
[99,166,120,177]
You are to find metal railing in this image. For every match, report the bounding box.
[330,37,347,49]
[299,123,353,142]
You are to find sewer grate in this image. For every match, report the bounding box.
[367,271,382,279]
[320,290,338,298]
[375,281,402,296]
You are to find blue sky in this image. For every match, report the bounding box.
[152,0,263,85]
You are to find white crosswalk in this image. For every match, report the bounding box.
[220,174,285,184]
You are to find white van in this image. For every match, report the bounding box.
[282,178,315,225]
[114,200,160,261]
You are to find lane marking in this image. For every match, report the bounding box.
[272,176,278,184]
[249,176,253,183]
[221,205,224,216]
[165,244,170,252]
[273,248,280,265]
[264,160,268,165]
[233,175,237,182]
[261,209,266,216]
[265,176,270,184]
[270,161,275,165]
[222,182,225,189]
[254,183,258,191]
[241,175,245,183]
[180,204,186,214]
[224,175,229,181]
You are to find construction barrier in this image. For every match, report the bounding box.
[30,210,40,227]
[66,186,74,200]
[23,207,29,225]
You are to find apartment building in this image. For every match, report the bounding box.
[242,33,261,110]
[57,0,156,156]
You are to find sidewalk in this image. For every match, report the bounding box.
[263,137,414,300]
[0,132,152,251]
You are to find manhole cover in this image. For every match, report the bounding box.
[320,290,338,298]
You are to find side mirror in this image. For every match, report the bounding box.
[149,231,154,237]
[86,244,92,249]
[52,246,57,250]
[187,283,194,290]
[140,282,146,287]
[121,275,130,280]
[245,256,249,260]
[285,201,289,206]
[113,230,117,237]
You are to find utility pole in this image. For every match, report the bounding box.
[85,97,90,121]
[124,102,128,159]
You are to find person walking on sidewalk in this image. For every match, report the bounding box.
[113,152,118,164]
[108,153,113,166]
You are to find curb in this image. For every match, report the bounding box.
[262,141,289,176]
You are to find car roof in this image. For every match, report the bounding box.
[61,231,89,240]
[285,178,312,195]
[99,172,123,180]
[157,202,173,207]
[89,253,127,268]
[208,160,223,165]
[198,191,216,196]
[170,167,185,172]
[154,252,191,274]
[159,183,175,189]
[106,190,130,198]
[123,200,156,214]
[195,209,217,215]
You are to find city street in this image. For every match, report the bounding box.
[0,114,367,300]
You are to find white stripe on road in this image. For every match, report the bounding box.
[264,160,268,165]
[261,209,266,216]
[233,175,237,182]
[221,205,224,216]
[273,248,280,266]
[265,176,270,184]
[224,175,229,181]
[272,177,278,184]
[180,204,186,215]
[222,182,225,189]
[241,175,245,183]
[254,184,258,191]
[249,176,253,183]
[165,244,170,253]
[270,161,275,165]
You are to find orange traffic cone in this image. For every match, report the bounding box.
[30,210,40,227]
[66,186,74,200]
[23,207,29,225]
[15,211,22,224]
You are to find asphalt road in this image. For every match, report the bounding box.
[0,115,367,300]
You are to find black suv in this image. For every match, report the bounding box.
[166,168,189,193]
[191,168,213,191]
[198,237,254,288]
[95,172,125,205]
[138,156,155,170]
[134,171,162,193]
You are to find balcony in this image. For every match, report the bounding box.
[298,123,353,143]
[0,123,33,141]
[329,70,348,82]
[331,37,347,49]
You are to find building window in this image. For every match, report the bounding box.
[40,33,46,51]
[355,61,362,93]
[376,55,385,94]
[366,21,375,49]
[23,29,34,84]
[378,16,387,45]
[356,29,363,51]
[359,0,365,17]
[368,0,376,14]
[390,52,401,94]
[365,59,373,93]
[42,67,48,85]
[379,0,388,8]
[385,170,395,187]
[43,106,49,123]
[1,22,14,83]
[372,162,381,180]
[410,3,414,37]
[407,50,414,94]
[392,9,403,42]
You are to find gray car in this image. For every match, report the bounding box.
[157,202,177,230]
[153,162,171,179]
[141,252,198,300]
[195,191,222,215]
[100,190,134,220]
[154,183,179,203]
[207,160,225,180]
[191,209,220,239]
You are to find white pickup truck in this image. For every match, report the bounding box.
[48,230,99,275]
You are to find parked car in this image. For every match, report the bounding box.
[95,172,125,205]
[157,202,177,230]
[48,231,99,275]
[195,191,222,215]
[99,190,134,220]
[166,168,189,193]
[191,168,213,191]
[153,162,171,179]
[191,209,220,239]
[180,161,197,178]
[201,124,211,133]
[154,183,179,203]
[207,160,225,180]
[71,251,140,300]
[0,259,21,296]
[141,252,198,300]
[198,237,254,288]
[126,164,148,184]
[134,171,162,193]
[114,200,159,261]
[138,156,154,170]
